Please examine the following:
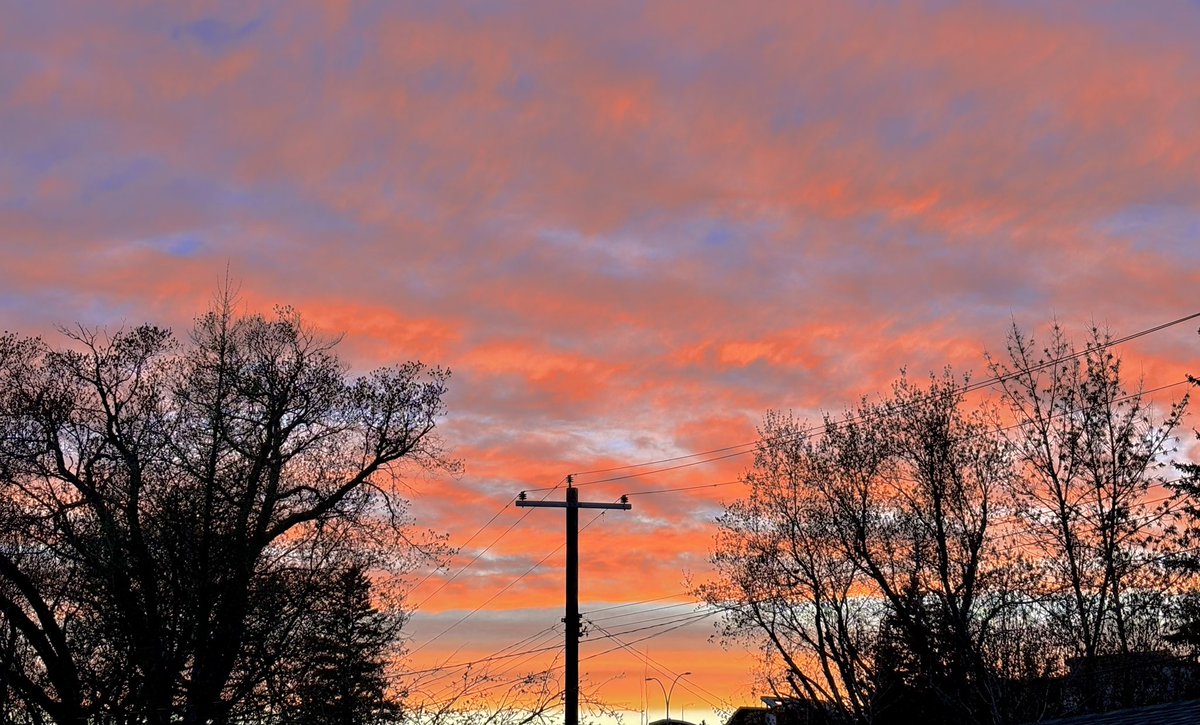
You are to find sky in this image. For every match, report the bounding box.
[2,1,1200,723]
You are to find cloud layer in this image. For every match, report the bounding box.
[3,1,1199,720]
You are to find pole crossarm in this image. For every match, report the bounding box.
[513,482,631,725]
[516,500,631,510]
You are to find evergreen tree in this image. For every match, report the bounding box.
[292,564,402,725]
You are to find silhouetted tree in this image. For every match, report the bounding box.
[706,322,1194,725]
[0,296,452,724]
[703,371,1015,725]
[702,407,883,724]
[289,563,402,725]
[1167,374,1200,653]
[988,323,1187,703]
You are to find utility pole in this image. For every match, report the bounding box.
[516,476,631,725]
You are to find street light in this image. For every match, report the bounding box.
[681,703,696,724]
[646,671,692,722]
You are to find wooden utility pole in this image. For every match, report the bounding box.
[516,477,631,725]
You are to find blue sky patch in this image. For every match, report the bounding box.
[172,16,264,51]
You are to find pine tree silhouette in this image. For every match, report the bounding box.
[293,564,401,725]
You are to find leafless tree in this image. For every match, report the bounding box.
[0,297,453,724]
[988,324,1187,673]
[702,408,882,723]
[704,371,1016,725]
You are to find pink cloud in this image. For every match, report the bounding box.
[3,1,1199,718]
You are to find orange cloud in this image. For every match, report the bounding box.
[3,2,1200,719]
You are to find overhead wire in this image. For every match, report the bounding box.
[607,378,1189,503]
[409,496,517,611]
[404,606,718,686]
[528,311,1200,490]
[408,631,566,705]
[574,375,1190,491]
[586,619,734,711]
[584,600,711,624]
[407,536,565,657]
[604,378,1189,523]
[500,314,1195,621]
[590,610,717,639]
[408,612,720,691]
[580,612,721,664]
[408,506,612,657]
[405,622,564,687]
[419,637,566,706]
[474,637,564,690]
[404,641,562,679]
[583,591,699,613]
[623,479,743,498]
[410,477,570,612]
[401,310,1200,711]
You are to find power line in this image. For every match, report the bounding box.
[585,600,710,624]
[408,507,611,658]
[546,311,1200,489]
[405,622,564,693]
[591,610,720,639]
[411,478,568,612]
[409,497,517,611]
[461,610,731,711]
[578,376,1188,491]
[407,538,564,657]
[585,591,700,613]
[624,479,743,498]
[529,450,751,491]
[587,619,733,711]
[471,636,565,693]
[602,378,1186,510]
[403,606,715,682]
[579,612,721,666]
[416,631,568,702]
[404,641,562,678]
[596,610,717,640]
[608,379,1188,508]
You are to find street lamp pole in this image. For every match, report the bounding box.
[645,672,692,722]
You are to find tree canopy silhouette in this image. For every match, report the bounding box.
[701,323,1196,725]
[0,299,452,724]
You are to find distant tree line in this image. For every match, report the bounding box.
[701,324,1200,725]
[0,298,453,724]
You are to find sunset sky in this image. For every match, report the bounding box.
[3,1,1200,723]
